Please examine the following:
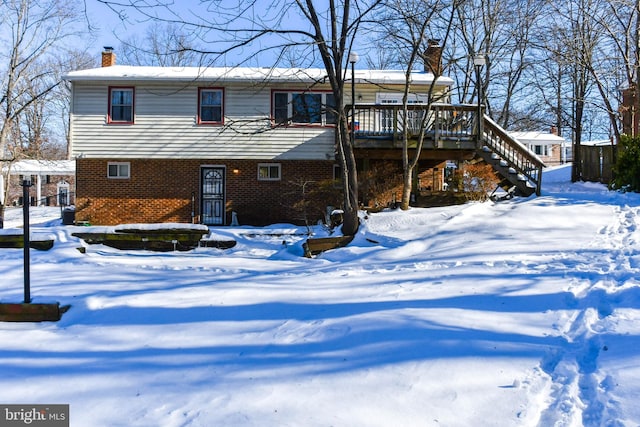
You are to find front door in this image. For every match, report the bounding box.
[201,167,225,225]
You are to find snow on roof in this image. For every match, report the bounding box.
[4,160,75,175]
[64,65,454,86]
[581,139,615,146]
[510,131,567,145]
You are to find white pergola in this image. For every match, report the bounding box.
[1,160,75,205]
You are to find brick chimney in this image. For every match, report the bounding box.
[550,126,558,135]
[102,47,116,67]
[422,39,442,75]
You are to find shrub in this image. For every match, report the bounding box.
[286,178,343,227]
[358,161,404,207]
[611,134,640,193]
[462,162,500,201]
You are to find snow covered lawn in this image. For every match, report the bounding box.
[0,165,639,426]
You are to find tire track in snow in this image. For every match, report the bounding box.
[535,205,639,426]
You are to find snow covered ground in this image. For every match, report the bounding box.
[0,164,639,426]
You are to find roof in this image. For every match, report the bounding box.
[64,65,454,86]
[510,131,567,145]
[581,139,615,146]
[4,160,75,175]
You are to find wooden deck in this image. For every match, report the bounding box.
[348,103,545,196]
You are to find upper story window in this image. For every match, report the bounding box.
[272,91,336,126]
[198,88,224,124]
[108,87,134,124]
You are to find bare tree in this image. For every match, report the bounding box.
[584,0,640,141]
[0,0,87,227]
[96,0,385,235]
[541,0,601,181]
[446,0,542,128]
[372,0,457,209]
[118,22,204,66]
[54,49,97,159]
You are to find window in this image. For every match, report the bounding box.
[109,87,134,123]
[333,164,343,187]
[272,91,335,125]
[107,162,130,179]
[198,88,224,124]
[258,163,281,181]
[533,145,550,156]
[377,92,428,133]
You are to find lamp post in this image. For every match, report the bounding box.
[473,54,486,148]
[21,178,33,303]
[348,51,359,144]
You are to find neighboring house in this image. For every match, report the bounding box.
[65,49,542,226]
[1,160,75,207]
[510,129,567,166]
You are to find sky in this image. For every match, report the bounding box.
[81,0,292,68]
[83,0,159,57]
[1,164,639,426]
[80,0,375,69]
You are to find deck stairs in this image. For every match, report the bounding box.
[348,103,545,197]
[475,115,545,197]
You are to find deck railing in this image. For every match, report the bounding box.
[482,116,545,195]
[347,103,479,146]
[346,103,545,196]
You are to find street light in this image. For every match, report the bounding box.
[349,52,359,144]
[21,178,33,303]
[473,54,486,147]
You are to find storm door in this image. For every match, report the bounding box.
[201,167,225,225]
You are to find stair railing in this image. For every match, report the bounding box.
[481,116,545,196]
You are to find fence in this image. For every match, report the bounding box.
[581,145,616,184]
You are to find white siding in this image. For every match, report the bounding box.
[70,78,452,161]
[70,82,335,160]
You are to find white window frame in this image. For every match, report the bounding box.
[376,92,429,104]
[107,162,130,179]
[376,92,430,133]
[532,144,550,156]
[57,181,70,206]
[257,163,281,181]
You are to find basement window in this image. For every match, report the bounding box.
[107,162,130,179]
[258,163,281,181]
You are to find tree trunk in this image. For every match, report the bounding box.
[338,116,359,236]
[400,167,413,210]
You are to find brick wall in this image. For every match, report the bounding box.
[75,158,336,226]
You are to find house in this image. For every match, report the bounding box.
[64,50,456,226]
[509,129,567,166]
[65,49,543,226]
[0,160,75,207]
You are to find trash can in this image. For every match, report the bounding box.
[62,207,75,225]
